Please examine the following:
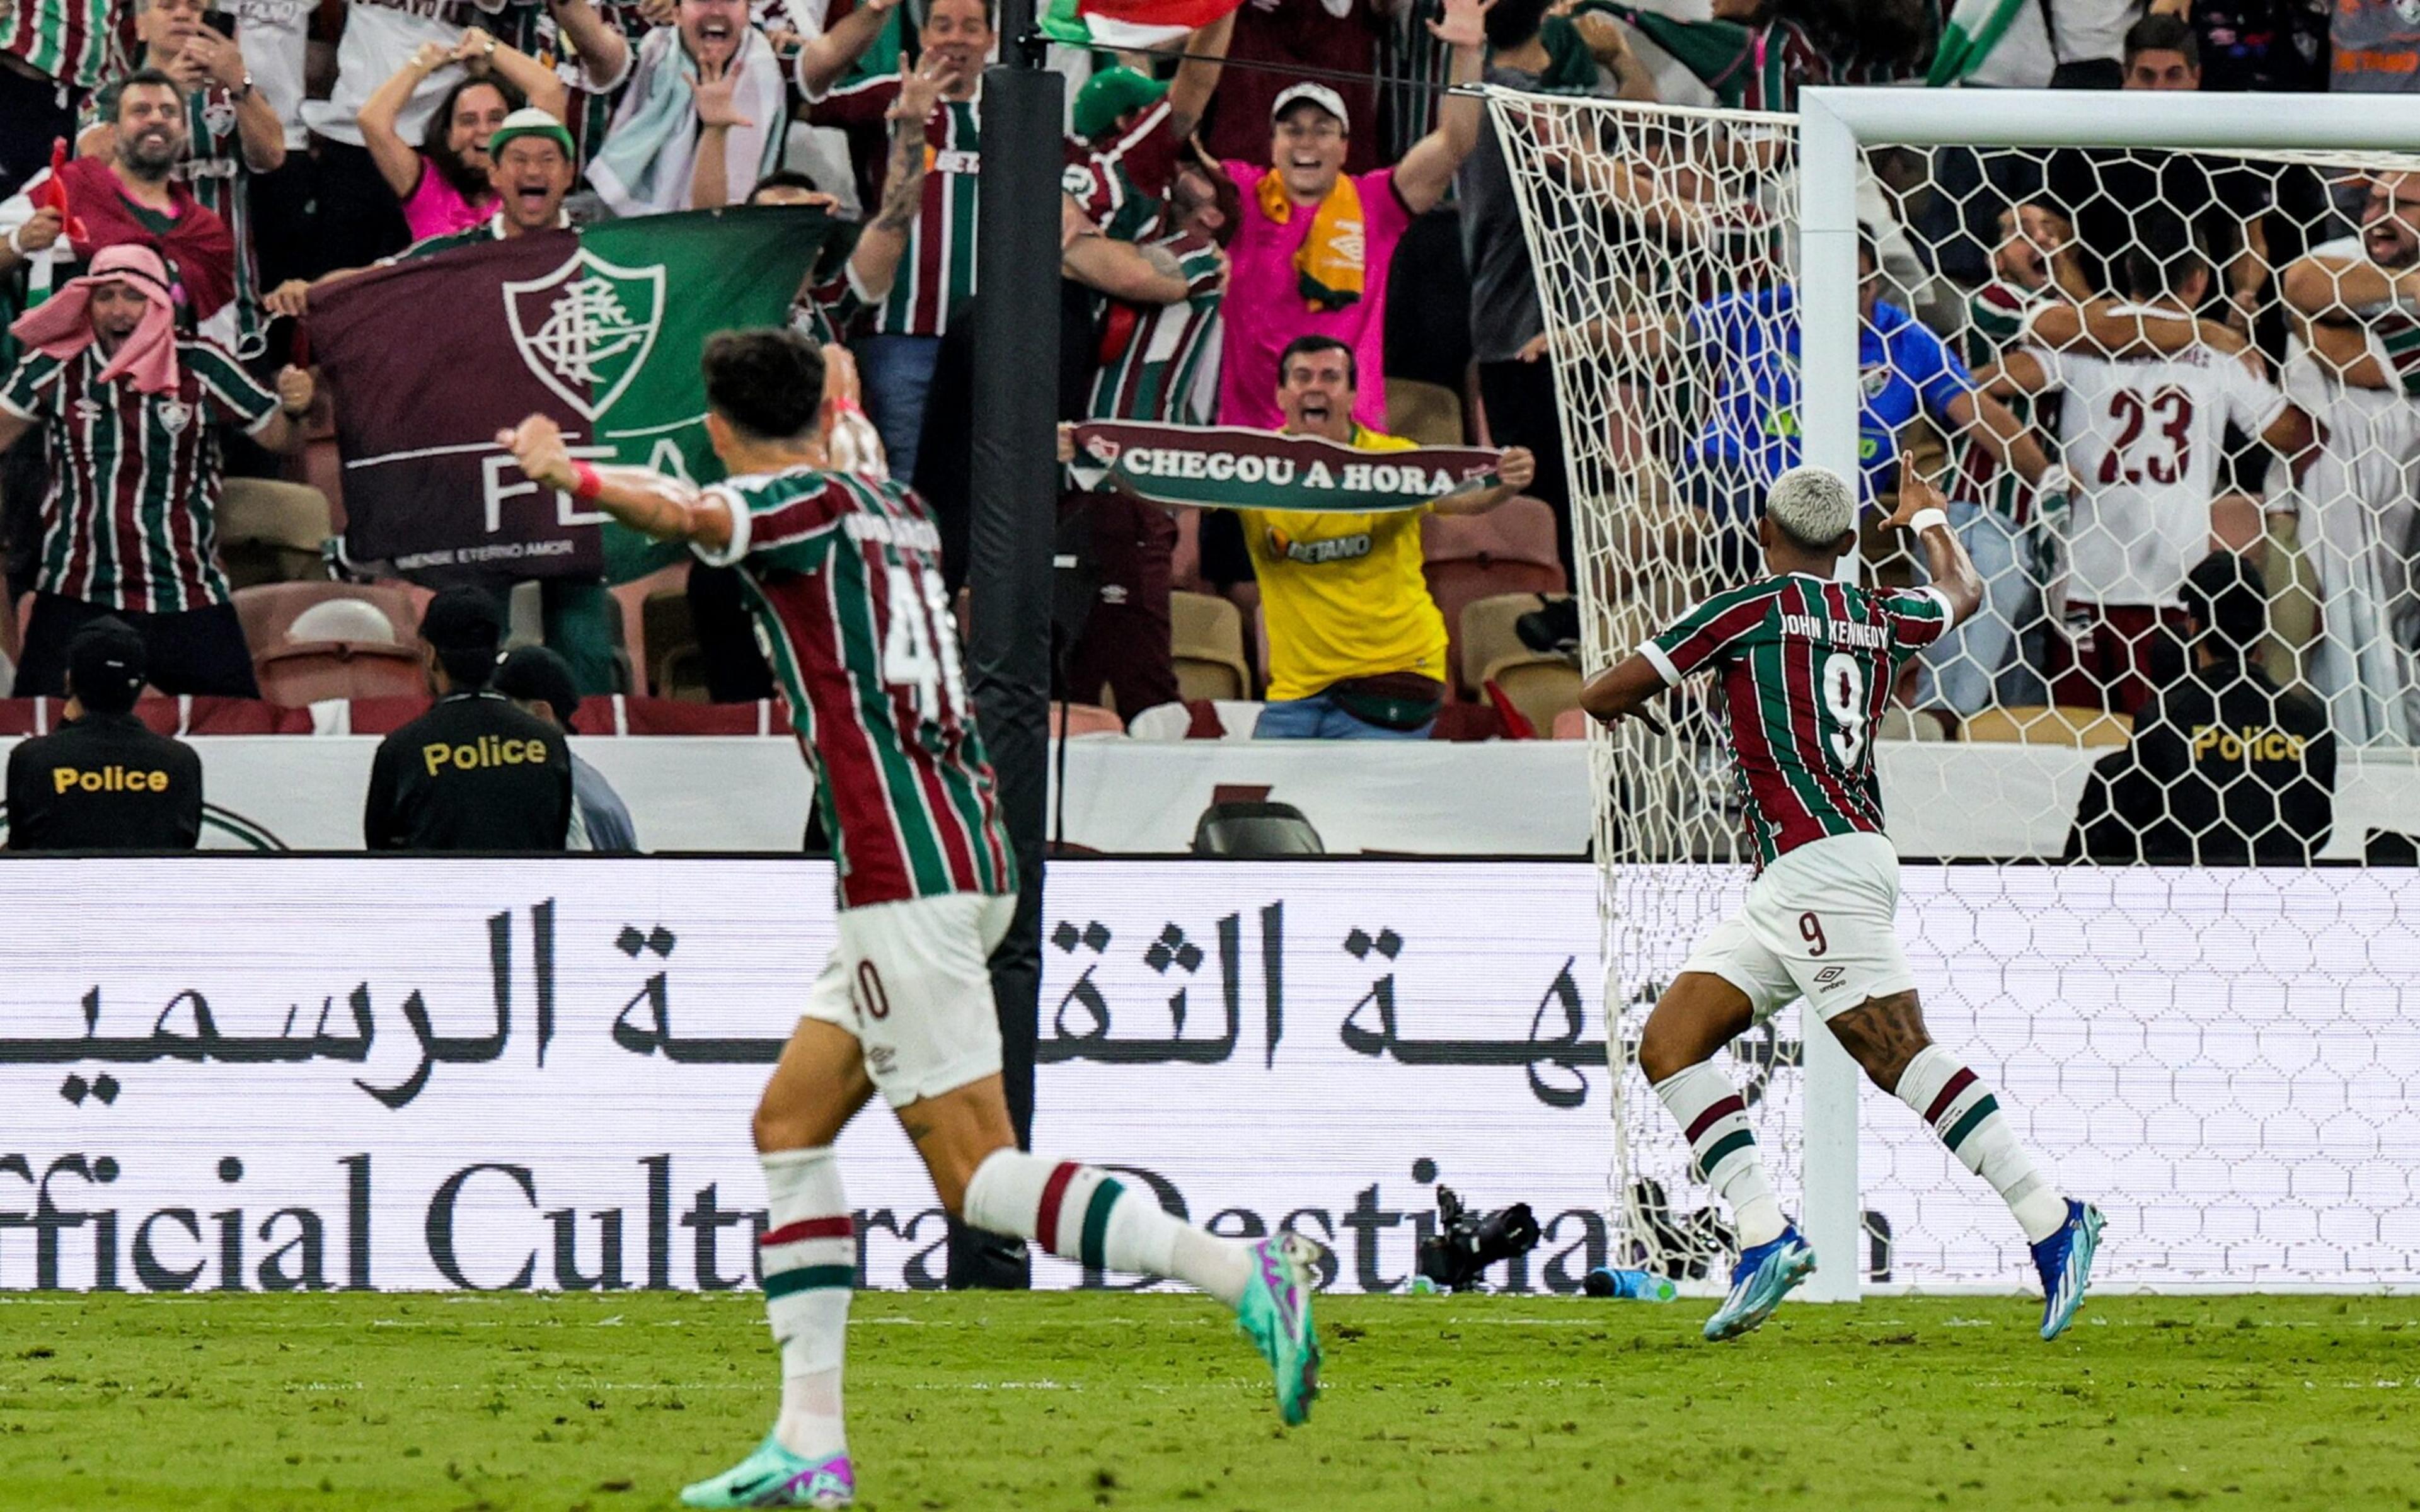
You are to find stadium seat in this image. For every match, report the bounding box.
[1049,702,1125,738]
[608,564,688,696]
[1461,593,1582,732]
[253,641,427,707]
[1426,501,1565,695]
[233,581,424,657]
[286,598,399,646]
[217,478,333,588]
[1171,590,1251,702]
[1959,704,2135,747]
[1384,377,1465,447]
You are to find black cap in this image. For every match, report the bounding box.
[2181,550,2266,655]
[67,617,146,712]
[493,644,580,724]
[418,588,505,654]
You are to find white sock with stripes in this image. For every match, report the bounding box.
[962,1149,1253,1308]
[1653,1062,1787,1249]
[1894,1046,2067,1244]
[759,1147,854,1461]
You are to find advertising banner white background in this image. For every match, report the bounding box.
[2,859,2416,1294]
[6,735,2416,859]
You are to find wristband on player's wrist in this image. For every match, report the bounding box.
[1906,507,1949,535]
[568,461,604,503]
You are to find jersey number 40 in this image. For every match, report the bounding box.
[880,563,971,723]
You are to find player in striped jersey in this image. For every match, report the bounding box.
[1582,466,2103,1343]
[499,328,1323,1509]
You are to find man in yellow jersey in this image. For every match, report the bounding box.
[1247,334,1534,738]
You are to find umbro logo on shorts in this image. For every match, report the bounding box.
[1814,966,1847,988]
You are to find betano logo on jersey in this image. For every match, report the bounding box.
[1264,525,1373,566]
[2192,724,2310,762]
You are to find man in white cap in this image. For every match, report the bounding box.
[1213,0,1490,436]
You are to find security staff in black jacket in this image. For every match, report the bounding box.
[364,588,572,851]
[2067,551,2336,864]
[6,617,202,850]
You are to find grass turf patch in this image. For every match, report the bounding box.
[0,1292,2413,1509]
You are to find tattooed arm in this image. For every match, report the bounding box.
[847,54,947,306]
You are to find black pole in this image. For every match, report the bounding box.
[950,11,1061,1290]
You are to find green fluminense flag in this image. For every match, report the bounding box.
[313,207,833,586]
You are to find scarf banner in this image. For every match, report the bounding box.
[1069,421,1500,514]
[310,206,829,585]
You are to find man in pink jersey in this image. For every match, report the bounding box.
[1215,0,1490,433]
[498,328,1320,1510]
[1580,466,2104,1343]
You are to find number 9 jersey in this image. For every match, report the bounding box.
[696,465,1016,909]
[1642,572,1953,870]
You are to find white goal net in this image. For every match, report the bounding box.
[1489,87,2420,1293]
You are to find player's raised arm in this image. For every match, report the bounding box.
[497,413,735,554]
[1578,650,1669,728]
[1884,474,1981,628]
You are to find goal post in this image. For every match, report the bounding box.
[1492,79,2420,1299]
[1799,86,2420,1300]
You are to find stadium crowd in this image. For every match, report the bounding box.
[0,0,2402,833]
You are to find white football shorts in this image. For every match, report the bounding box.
[802,891,1018,1106]
[1679,832,1916,1024]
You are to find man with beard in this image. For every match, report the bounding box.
[588,0,789,217]
[0,71,239,340]
[0,244,313,697]
[74,0,283,355]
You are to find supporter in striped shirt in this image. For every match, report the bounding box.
[1059,9,1230,243]
[1061,160,1238,719]
[1583,466,2103,1346]
[498,329,1325,1506]
[76,0,288,355]
[0,0,125,196]
[797,0,981,481]
[0,245,314,698]
[686,63,943,704]
[1925,200,2073,716]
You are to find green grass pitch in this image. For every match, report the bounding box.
[3,1291,2415,1509]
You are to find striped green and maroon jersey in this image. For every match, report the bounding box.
[1643,573,1952,867]
[0,336,279,612]
[1062,98,1180,243]
[1945,280,2046,525]
[810,76,981,337]
[0,0,121,89]
[790,265,872,349]
[699,464,1015,908]
[1085,232,1224,425]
